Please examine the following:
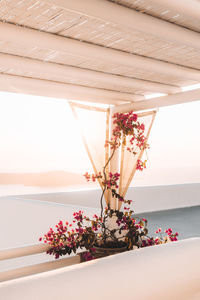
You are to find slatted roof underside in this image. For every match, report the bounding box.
[111,0,200,32]
[0,0,199,107]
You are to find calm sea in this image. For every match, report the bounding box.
[0,184,95,197]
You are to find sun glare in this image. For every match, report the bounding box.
[0,92,92,173]
[0,91,200,187]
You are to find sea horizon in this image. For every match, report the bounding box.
[0,182,200,198]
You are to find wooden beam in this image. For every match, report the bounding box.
[47,0,200,49]
[154,0,200,20]
[0,73,144,105]
[0,53,180,95]
[112,88,200,113]
[0,22,200,83]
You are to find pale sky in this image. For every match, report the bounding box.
[133,100,200,186]
[0,90,200,187]
[0,92,92,174]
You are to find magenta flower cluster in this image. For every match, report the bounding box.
[40,205,179,260]
[40,111,179,261]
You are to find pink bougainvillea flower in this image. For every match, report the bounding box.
[40,110,179,260]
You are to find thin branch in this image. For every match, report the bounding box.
[100,147,116,219]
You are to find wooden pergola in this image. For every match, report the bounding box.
[0,0,200,111]
[1,1,200,286]
[1,0,200,211]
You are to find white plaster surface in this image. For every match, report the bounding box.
[0,197,99,271]
[1,183,199,272]
[13,183,200,213]
[0,238,200,300]
[0,197,98,249]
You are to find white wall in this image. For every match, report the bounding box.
[127,183,200,213]
[0,198,98,249]
[0,238,200,300]
[19,183,200,213]
[0,198,99,271]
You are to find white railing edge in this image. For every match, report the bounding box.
[0,254,80,282]
[0,243,49,261]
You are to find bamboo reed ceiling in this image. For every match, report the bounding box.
[0,0,199,107]
[111,0,200,33]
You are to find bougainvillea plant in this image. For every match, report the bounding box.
[40,111,178,260]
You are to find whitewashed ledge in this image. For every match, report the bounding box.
[0,238,200,300]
